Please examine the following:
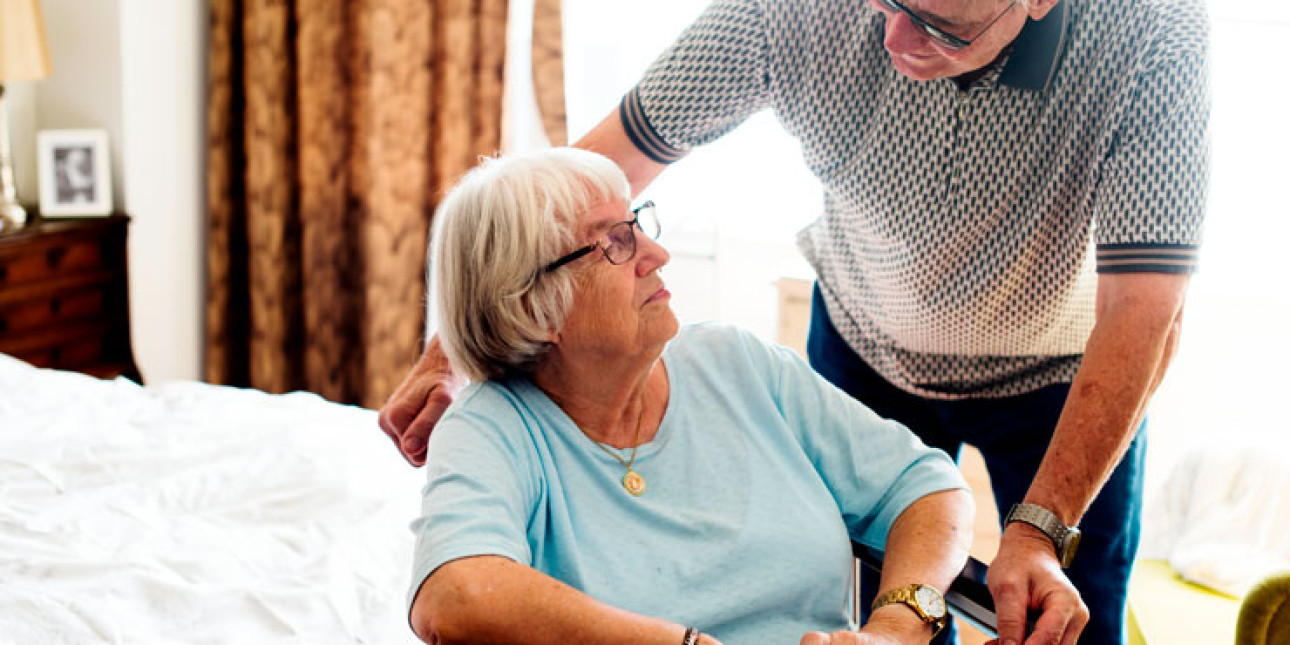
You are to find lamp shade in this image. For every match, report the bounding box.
[0,0,52,82]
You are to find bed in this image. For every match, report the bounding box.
[0,353,1016,643]
[0,354,424,644]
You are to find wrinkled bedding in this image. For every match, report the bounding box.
[0,355,423,644]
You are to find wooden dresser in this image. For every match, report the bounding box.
[0,214,141,382]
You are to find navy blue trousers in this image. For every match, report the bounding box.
[807,286,1144,645]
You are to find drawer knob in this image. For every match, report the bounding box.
[47,247,68,268]
[0,263,7,281]
[50,298,63,315]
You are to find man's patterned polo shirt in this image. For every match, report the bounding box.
[620,0,1210,398]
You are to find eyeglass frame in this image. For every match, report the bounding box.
[874,0,1018,51]
[539,200,660,275]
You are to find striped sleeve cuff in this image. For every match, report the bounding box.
[618,87,686,165]
[1096,243,1199,274]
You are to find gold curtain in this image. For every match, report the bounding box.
[532,0,566,146]
[205,0,509,408]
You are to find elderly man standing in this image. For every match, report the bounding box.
[382,0,1209,643]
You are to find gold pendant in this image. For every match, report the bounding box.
[622,469,646,496]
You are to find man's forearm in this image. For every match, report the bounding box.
[1023,295,1184,525]
[984,286,1182,642]
[573,109,669,199]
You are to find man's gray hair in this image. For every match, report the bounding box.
[428,147,631,382]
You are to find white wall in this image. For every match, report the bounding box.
[7,0,205,383]
[7,82,37,204]
[25,0,127,212]
[118,1,206,384]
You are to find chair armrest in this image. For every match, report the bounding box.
[853,542,1000,638]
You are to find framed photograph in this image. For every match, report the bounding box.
[37,129,114,217]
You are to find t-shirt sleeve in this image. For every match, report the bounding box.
[619,0,772,164]
[1093,7,1210,275]
[754,334,967,551]
[406,389,539,611]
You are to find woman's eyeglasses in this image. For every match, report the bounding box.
[540,201,660,275]
[874,0,1017,52]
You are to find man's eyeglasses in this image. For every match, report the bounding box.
[874,0,1017,51]
[540,201,660,275]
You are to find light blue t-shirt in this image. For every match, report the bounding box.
[409,323,965,644]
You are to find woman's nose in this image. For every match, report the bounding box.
[635,234,670,276]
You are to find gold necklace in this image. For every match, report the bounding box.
[591,405,647,496]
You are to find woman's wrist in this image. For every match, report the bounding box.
[694,632,722,645]
[863,605,934,641]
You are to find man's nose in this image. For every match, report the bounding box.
[883,11,931,54]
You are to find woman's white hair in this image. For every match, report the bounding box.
[428,147,631,382]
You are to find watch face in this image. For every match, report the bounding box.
[915,585,946,618]
[1060,528,1083,568]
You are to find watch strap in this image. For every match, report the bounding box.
[1006,502,1081,568]
[871,584,947,637]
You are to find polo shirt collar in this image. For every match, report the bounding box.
[997,0,1070,91]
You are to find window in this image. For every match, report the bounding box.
[1147,9,1290,470]
[564,0,820,340]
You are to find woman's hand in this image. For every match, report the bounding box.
[800,609,934,645]
[799,628,918,645]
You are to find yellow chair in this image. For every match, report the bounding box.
[1127,559,1240,644]
[1128,560,1290,644]
[1235,571,1290,645]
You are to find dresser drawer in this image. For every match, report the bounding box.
[0,316,125,364]
[0,215,140,382]
[0,286,109,336]
[10,335,101,370]
[0,234,114,289]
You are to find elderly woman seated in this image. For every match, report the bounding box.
[407,148,974,645]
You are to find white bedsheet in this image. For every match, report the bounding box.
[0,355,424,644]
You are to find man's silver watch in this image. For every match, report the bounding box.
[1005,502,1082,569]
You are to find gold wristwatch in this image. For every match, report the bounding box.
[871,583,948,637]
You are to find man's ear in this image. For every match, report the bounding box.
[1026,0,1060,21]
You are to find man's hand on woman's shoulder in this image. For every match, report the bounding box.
[378,336,463,466]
